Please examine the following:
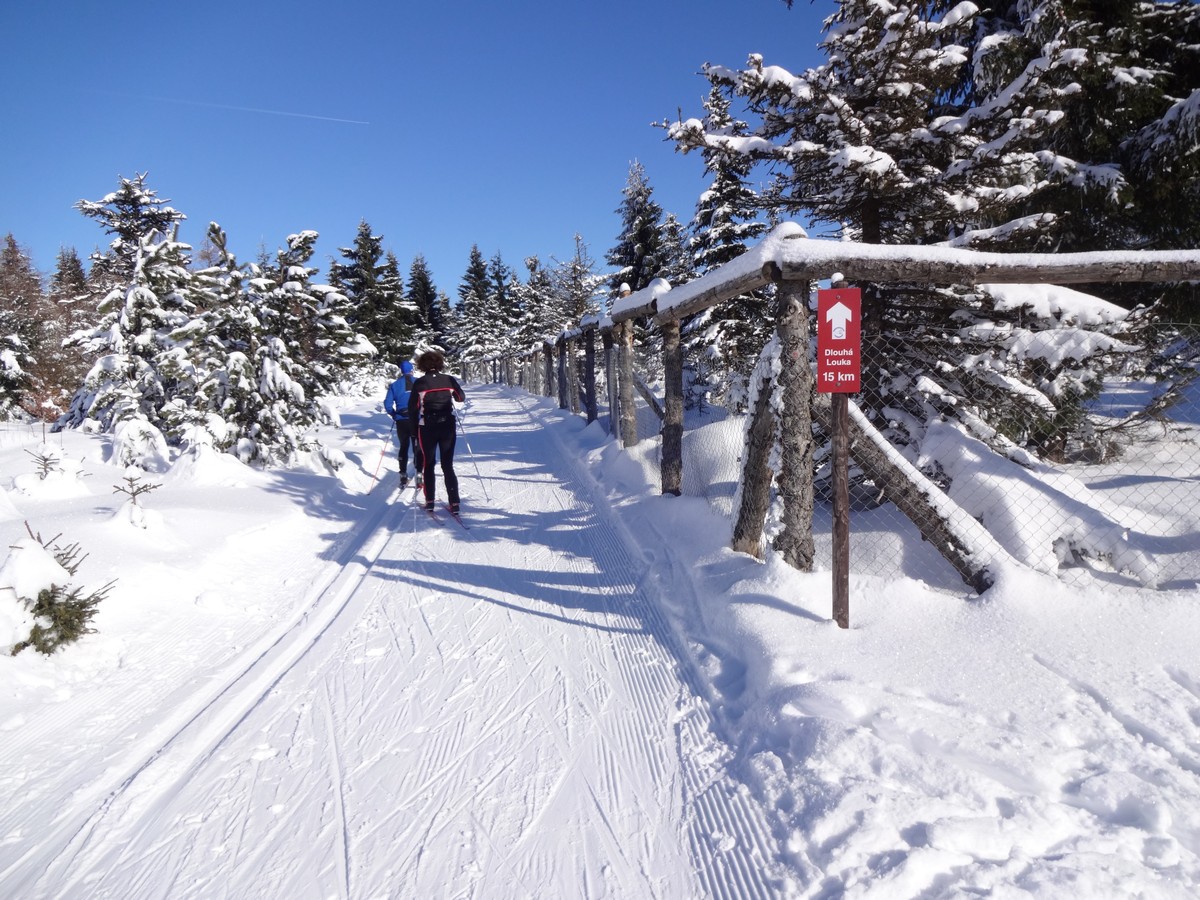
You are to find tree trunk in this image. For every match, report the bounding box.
[812,395,1003,592]
[772,279,816,571]
[584,328,598,423]
[618,321,638,447]
[565,337,580,414]
[557,341,568,410]
[661,318,683,496]
[731,369,776,558]
[603,328,618,437]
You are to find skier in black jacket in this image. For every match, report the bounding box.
[407,350,467,512]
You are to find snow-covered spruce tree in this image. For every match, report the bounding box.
[670,0,1159,463]
[489,251,524,358]
[58,226,201,464]
[196,228,358,465]
[59,174,205,459]
[42,246,94,417]
[453,244,499,362]
[436,290,459,356]
[380,251,423,358]
[76,173,186,284]
[0,235,41,419]
[5,524,114,656]
[188,223,261,455]
[606,162,675,380]
[406,254,442,352]
[553,234,606,326]
[1092,1,1200,317]
[606,161,667,296]
[658,213,694,289]
[511,255,558,352]
[202,255,311,467]
[328,221,417,362]
[261,230,374,402]
[681,86,773,411]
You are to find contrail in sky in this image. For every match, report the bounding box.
[96,90,370,125]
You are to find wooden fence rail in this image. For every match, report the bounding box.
[464,226,1200,592]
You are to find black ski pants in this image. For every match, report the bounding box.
[417,417,459,505]
[394,416,422,476]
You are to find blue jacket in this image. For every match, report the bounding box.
[385,362,415,420]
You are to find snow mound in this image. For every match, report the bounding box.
[921,421,1158,586]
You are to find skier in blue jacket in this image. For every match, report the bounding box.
[384,361,423,488]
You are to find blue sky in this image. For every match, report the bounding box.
[3,1,830,295]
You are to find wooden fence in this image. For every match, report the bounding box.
[465,226,1200,593]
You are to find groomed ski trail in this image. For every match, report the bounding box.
[9,386,787,899]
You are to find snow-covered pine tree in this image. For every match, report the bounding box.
[40,247,93,418]
[406,254,442,353]
[201,229,330,465]
[0,234,40,419]
[606,162,674,381]
[189,223,261,455]
[454,245,496,361]
[606,161,666,295]
[670,0,1162,463]
[58,225,199,465]
[1123,1,1200,250]
[379,251,422,359]
[1052,0,1200,317]
[657,214,693,289]
[682,87,772,411]
[436,290,457,355]
[328,221,415,362]
[511,255,558,352]
[76,173,186,284]
[553,235,606,326]
[488,251,522,358]
[261,230,373,403]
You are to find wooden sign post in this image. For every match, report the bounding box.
[816,288,862,629]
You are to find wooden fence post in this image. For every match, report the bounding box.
[618,320,638,447]
[832,393,850,628]
[557,339,568,409]
[566,336,581,414]
[772,275,816,571]
[603,327,619,437]
[661,317,683,496]
[584,327,598,423]
[731,367,776,558]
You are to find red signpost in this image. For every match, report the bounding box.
[816,288,862,629]
[817,288,862,393]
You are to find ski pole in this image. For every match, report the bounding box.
[456,416,491,502]
[369,427,394,491]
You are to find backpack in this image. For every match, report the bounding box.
[389,373,414,418]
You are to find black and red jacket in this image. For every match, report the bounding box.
[407,372,465,425]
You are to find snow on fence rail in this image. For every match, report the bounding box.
[465,226,1200,594]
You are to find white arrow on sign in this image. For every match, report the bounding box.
[826,301,854,340]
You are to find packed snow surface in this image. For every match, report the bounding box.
[2,383,1199,898]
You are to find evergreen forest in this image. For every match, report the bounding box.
[1,0,1197,469]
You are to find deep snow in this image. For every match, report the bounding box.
[2,381,1199,898]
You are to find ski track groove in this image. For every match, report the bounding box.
[6,387,790,898]
[2,486,403,897]
[320,677,353,900]
[512,391,786,898]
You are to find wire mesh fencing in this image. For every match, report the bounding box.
[821,323,1200,592]
[486,320,1200,593]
